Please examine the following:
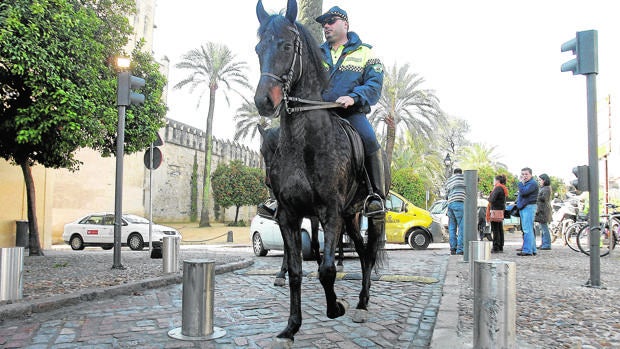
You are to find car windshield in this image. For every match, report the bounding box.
[429,201,446,214]
[123,215,150,224]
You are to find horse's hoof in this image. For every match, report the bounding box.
[272,337,294,349]
[274,277,286,287]
[337,298,349,315]
[336,265,344,272]
[351,309,368,323]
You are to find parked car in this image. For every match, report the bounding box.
[429,198,521,239]
[249,200,359,259]
[383,191,438,249]
[62,213,182,251]
[249,191,438,257]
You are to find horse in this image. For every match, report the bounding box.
[254,0,388,343]
[257,125,347,287]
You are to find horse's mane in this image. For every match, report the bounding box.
[257,14,328,90]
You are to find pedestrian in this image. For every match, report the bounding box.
[535,173,553,250]
[516,167,539,256]
[315,6,385,216]
[445,168,466,255]
[488,174,508,253]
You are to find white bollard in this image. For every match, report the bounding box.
[0,247,24,301]
[473,260,516,349]
[469,240,492,288]
[168,259,226,340]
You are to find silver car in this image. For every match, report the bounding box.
[249,201,359,260]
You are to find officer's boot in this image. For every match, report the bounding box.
[364,150,387,217]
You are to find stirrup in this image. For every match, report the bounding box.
[363,193,385,217]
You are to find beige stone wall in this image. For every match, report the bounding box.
[0,119,264,248]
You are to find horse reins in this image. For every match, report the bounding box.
[260,23,341,114]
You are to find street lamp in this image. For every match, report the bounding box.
[444,153,453,178]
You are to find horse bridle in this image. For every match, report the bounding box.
[260,23,341,114]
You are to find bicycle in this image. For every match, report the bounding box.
[564,219,588,253]
[576,203,619,257]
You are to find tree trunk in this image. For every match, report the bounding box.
[19,160,44,256]
[234,205,240,224]
[199,85,218,227]
[298,0,324,43]
[385,114,396,168]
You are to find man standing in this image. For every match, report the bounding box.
[517,167,539,256]
[315,7,385,216]
[446,168,466,255]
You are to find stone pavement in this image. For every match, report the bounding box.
[0,244,449,348]
[2,232,619,348]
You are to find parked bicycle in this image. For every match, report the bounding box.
[564,218,589,253]
[576,203,619,257]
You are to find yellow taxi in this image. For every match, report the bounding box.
[384,191,439,249]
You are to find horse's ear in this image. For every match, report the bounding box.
[285,0,297,23]
[257,0,269,25]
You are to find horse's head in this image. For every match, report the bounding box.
[254,0,300,117]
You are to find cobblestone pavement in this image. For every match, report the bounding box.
[433,232,620,349]
[0,245,449,348]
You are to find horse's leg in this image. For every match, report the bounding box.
[276,211,304,341]
[310,216,322,266]
[354,212,386,323]
[318,214,348,319]
[274,245,287,287]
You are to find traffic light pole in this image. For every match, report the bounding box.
[585,73,600,287]
[113,104,126,270]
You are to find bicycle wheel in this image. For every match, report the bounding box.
[577,223,615,257]
[564,222,584,252]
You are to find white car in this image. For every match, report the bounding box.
[62,213,182,251]
[249,200,359,260]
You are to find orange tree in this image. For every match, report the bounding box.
[211,160,268,225]
[0,0,166,255]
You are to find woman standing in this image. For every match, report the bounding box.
[488,174,508,253]
[535,173,553,250]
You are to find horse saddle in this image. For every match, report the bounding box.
[335,116,365,176]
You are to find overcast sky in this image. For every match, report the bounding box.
[152,0,620,181]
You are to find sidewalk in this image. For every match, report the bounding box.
[431,231,620,348]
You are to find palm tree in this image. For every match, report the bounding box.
[174,42,250,227]
[233,96,279,144]
[391,133,445,195]
[297,0,324,43]
[369,63,445,166]
[458,143,506,170]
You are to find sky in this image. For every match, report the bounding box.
[152,0,620,182]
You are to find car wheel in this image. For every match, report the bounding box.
[70,235,85,250]
[301,231,314,261]
[252,233,268,256]
[128,233,144,251]
[101,245,113,250]
[408,229,431,250]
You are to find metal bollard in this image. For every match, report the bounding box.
[0,247,24,301]
[469,240,492,288]
[162,236,179,273]
[226,230,233,243]
[473,260,516,349]
[168,259,226,340]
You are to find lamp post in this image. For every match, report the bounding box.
[444,153,453,178]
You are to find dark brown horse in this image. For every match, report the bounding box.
[254,0,388,343]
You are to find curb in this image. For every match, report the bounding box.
[0,258,254,322]
[430,255,471,348]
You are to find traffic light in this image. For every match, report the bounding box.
[560,30,598,75]
[571,165,589,192]
[117,72,146,106]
